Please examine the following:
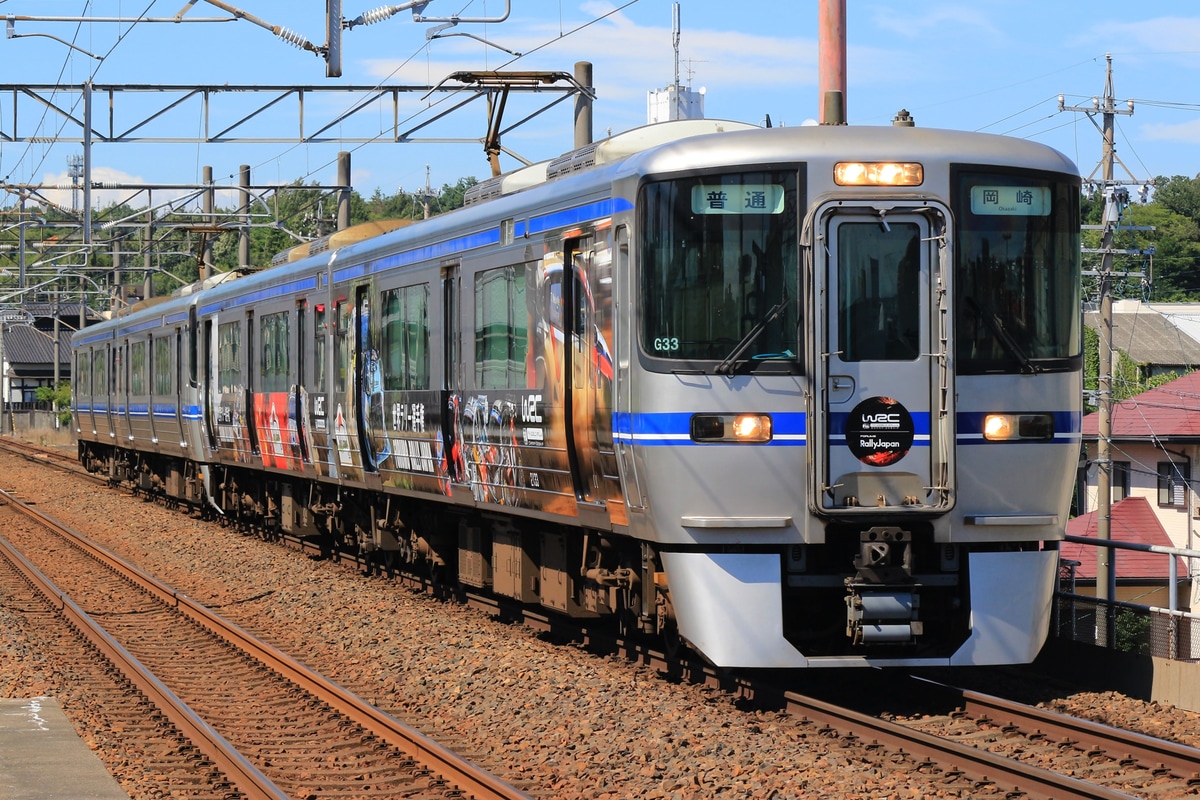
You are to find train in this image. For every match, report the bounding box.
[71,118,1083,669]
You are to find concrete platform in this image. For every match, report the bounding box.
[0,697,129,799]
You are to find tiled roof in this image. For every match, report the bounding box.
[1082,370,1200,439]
[3,325,68,366]
[1085,300,1200,367]
[1062,497,1186,580]
[23,301,104,322]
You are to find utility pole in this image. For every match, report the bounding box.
[1060,53,1152,647]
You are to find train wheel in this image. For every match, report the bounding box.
[661,617,682,660]
[657,590,682,659]
[617,592,640,641]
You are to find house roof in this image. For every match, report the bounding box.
[3,325,68,368]
[23,301,104,323]
[1084,299,1200,367]
[1062,496,1186,580]
[1082,370,1200,439]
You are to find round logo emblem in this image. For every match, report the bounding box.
[846,396,914,467]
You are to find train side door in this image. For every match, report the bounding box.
[173,329,186,444]
[100,346,115,440]
[563,236,619,512]
[329,294,363,481]
[294,298,312,467]
[439,264,466,495]
[119,340,132,441]
[203,318,218,450]
[354,284,387,476]
[812,205,953,513]
[147,335,161,444]
[612,226,645,511]
[245,312,261,457]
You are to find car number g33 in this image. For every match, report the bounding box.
[653,337,680,353]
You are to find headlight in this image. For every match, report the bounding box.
[983,413,1053,441]
[834,162,923,186]
[691,413,773,443]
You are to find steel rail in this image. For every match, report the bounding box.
[0,485,534,800]
[0,490,288,800]
[8,441,1159,799]
[780,688,1140,800]
[956,686,1200,782]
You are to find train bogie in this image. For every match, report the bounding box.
[73,120,1083,669]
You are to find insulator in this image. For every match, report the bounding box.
[275,26,310,50]
[359,5,402,26]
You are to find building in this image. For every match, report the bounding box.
[1078,371,1200,608]
[1,302,102,408]
[1084,298,1200,385]
[1063,496,1188,608]
[647,83,705,123]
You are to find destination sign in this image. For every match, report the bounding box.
[970,185,1051,216]
[692,183,786,215]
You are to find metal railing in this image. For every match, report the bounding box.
[1054,534,1200,661]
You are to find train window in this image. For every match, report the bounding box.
[74,352,87,396]
[130,341,147,395]
[154,337,172,395]
[837,221,921,362]
[314,304,327,387]
[639,170,799,366]
[217,321,242,391]
[92,350,106,395]
[260,311,290,393]
[335,301,351,394]
[474,266,527,389]
[382,284,430,390]
[952,167,1081,373]
[188,307,199,388]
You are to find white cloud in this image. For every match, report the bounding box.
[360,9,815,136]
[1142,118,1200,145]
[1109,17,1200,57]
[864,3,1005,43]
[36,166,196,212]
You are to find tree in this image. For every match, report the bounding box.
[1135,204,1200,300]
[1153,174,1200,223]
[434,177,478,213]
[35,382,72,425]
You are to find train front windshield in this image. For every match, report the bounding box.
[953,167,1081,372]
[639,171,799,366]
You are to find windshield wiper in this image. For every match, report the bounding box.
[715,302,786,376]
[965,297,1041,374]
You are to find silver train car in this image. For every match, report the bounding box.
[72,119,1082,668]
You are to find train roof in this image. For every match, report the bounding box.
[71,120,1081,346]
[623,123,1079,182]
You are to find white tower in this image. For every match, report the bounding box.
[647,4,705,123]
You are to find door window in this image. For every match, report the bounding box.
[837,222,921,362]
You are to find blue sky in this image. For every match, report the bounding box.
[2,0,1199,211]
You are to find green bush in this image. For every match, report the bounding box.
[1115,608,1152,655]
[34,382,72,426]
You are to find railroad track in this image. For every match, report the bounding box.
[462,585,1200,798]
[774,683,1198,800]
[6,437,1199,798]
[888,675,1200,797]
[0,484,532,800]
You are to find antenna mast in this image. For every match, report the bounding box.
[672,3,681,92]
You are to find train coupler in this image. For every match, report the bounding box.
[845,587,923,644]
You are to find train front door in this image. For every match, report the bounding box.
[812,205,953,514]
